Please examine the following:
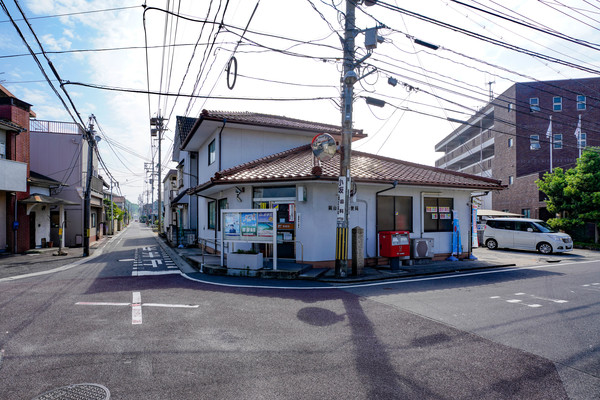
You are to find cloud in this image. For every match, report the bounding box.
[40,34,72,51]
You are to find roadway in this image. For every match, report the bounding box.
[0,222,597,399]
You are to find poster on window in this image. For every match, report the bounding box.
[426,206,437,213]
[241,212,258,236]
[431,213,438,219]
[439,207,450,213]
[257,212,274,238]
[440,213,451,220]
[224,213,240,239]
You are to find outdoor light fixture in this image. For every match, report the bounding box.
[388,77,398,87]
[414,38,439,50]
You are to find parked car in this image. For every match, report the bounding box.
[483,218,573,254]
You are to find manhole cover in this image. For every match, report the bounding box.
[32,383,110,400]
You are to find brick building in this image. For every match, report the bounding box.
[435,77,600,219]
[0,84,34,253]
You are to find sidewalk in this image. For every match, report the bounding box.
[0,235,108,280]
[164,238,521,284]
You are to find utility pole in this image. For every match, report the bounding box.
[335,0,357,278]
[109,178,114,235]
[83,115,96,257]
[144,162,152,223]
[335,0,379,277]
[151,116,166,234]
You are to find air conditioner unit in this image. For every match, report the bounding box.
[411,238,434,259]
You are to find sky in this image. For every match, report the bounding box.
[2,0,600,203]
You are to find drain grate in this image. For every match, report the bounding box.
[32,383,110,400]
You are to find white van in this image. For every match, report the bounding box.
[483,218,573,254]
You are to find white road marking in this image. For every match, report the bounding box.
[132,270,180,276]
[75,291,199,324]
[132,292,142,324]
[145,259,163,268]
[514,292,568,303]
[143,303,199,308]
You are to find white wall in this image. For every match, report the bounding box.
[194,182,475,263]
[295,183,474,262]
[196,127,311,184]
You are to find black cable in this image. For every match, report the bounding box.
[0,4,139,23]
[450,0,600,50]
[12,0,87,128]
[0,0,79,126]
[375,1,600,75]
[63,80,338,102]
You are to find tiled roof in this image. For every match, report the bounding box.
[190,145,505,193]
[198,109,364,137]
[175,116,198,146]
[0,119,25,132]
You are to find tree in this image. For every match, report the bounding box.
[536,147,600,241]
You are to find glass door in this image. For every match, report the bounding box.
[253,200,296,260]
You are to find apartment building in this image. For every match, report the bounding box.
[435,77,600,219]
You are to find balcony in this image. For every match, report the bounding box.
[0,158,27,192]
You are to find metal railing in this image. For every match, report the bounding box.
[30,119,83,135]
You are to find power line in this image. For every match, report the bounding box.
[0,4,139,24]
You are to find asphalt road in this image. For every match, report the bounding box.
[346,259,600,399]
[0,223,591,399]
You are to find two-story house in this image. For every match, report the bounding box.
[29,120,107,247]
[170,116,200,244]
[0,85,32,253]
[182,110,504,266]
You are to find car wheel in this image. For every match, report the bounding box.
[486,239,498,250]
[537,242,553,254]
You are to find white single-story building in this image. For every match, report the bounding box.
[189,144,506,268]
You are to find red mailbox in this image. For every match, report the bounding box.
[379,231,410,258]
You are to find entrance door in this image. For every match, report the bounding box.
[254,201,296,259]
[29,212,36,248]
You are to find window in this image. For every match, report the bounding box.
[553,134,563,149]
[508,138,514,148]
[208,139,216,165]
[423,197,453,232]
[530,135,540,150]
[208,198,228,230]
[91,212,97,228]
[553,96,562,112]
[521,209,531,218]
[508,103,514,112]
[508,176,514,185]
[487,220,514,230]
[579,132,587,148]
[577,95,586,110]
[0,142,5,159]
[217,198,228,231]
[377,196,413,232]
[529,97,540,112]
[208,201,216,230]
